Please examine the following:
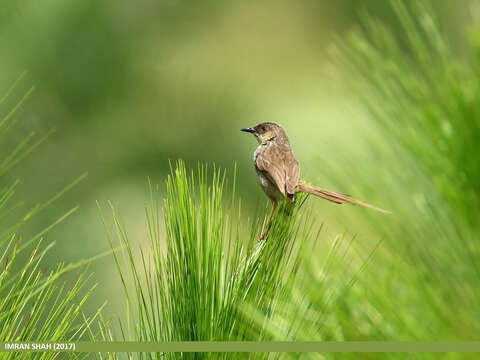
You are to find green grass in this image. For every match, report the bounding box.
[3,1,477,359]
[246,1,480,359]
[93,2,479,359]
[99,161,320,359]
[332,0,480,339]
[0,75,103,360]
[98,4,480,355]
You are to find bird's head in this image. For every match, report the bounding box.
[241,122,286,144]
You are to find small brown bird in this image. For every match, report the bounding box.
[241,122,389,241]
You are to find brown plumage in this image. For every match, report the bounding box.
[241,122,389,241]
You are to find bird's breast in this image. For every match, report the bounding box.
[253,144,263,163]
[255,169,283,202]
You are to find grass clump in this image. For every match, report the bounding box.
[238,2,480,358]
[268,0,480,352]
[334,0,480,340]
[101,160,317,359]
[0,75,103,359]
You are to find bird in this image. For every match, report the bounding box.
[241,122,390,241]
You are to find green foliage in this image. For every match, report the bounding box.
[251,1,480,359]
[100,161,317,359]
[93,2,480,359]
[0,76,102,359]
[334,0,480,340]
[4,1,480,358]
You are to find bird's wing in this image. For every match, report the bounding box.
[255,144,288,196]
[255,143,300,197]
[284,151,300,196]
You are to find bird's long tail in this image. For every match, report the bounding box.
[296,182,391,214]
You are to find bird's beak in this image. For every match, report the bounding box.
[241,127,255,134]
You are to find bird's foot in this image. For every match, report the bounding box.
[258,230,268,242]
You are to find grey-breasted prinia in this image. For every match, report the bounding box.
[241,122,389,241]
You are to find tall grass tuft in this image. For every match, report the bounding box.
[252,2,480,359]
[101,160,318,359]
[0,75,103,359]
[330,0,480,341]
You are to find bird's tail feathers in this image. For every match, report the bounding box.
[296,182,391,214]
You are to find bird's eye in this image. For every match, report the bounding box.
[261,126,266,131]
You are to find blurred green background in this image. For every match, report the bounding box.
[0,0,477,338]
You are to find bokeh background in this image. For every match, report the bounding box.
[1,0,478,339]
